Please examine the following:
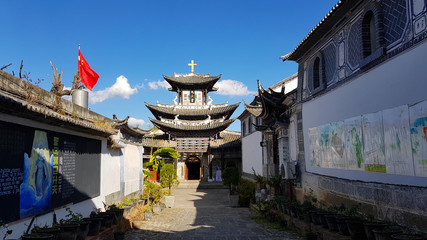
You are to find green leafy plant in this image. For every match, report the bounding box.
[59,207,83,224]
[267,175,282,188]
[222,167,240,194]
[252,168,265,184]
[148,148,181,172]
[160,163,180,195]
[236,178,255,207]
[143,181,163,204]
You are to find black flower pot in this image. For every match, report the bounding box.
[335,215,353,235]
[346,218,367,240]
[363,221,388,240]
[325,214,339,232]
[22,233,55,240]
[57,224,79,240]
[32,227,61,240]
[83,217,102,236]
[75,221,90,240]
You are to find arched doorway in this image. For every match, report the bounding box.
[186,156,200,180]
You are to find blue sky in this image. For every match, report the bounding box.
[1,0,338,131]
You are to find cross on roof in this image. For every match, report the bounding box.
[188,60,197,73]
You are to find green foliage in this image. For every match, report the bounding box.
[267,175,282,188]
[143,161,154,179]
[236,178,255,207]
[106,204,120,211]
[149,148,181,172]
[222,167,240,188]
[252,168,265,184]
[345,203,362,217]
[143,181,163,204]
[59,207,83,224]
[160,163,179,195]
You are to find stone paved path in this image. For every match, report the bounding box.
[125,188,302,240]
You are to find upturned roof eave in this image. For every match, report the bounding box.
[145,102,240,118]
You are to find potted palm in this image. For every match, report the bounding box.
[160,163,180,208]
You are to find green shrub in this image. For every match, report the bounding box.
[222,167,240,186]
[236,178,255,207]
[160,163,179,195]
[143,181,163,203]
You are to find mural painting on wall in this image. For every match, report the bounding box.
[362,112,386,173]
[0,120,101,224]
[410,100,427,177]
[344,116,364,171]
[308,99,427,177]
[20,130,52,218]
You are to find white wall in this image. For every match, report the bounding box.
[123,145,142,195]
[303,41,427,186]
[101,142,121,197]
[242,131,263,175]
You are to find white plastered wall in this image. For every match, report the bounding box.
[123,144,142,196]
[242,131,263,176]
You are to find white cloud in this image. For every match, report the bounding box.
[148,80,170,90]
[214,79,256,96]
[128,117,145,128]
[89,75,138,104]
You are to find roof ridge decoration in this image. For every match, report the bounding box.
[280,0,350,61]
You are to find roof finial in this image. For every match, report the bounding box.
[188,60,197,73]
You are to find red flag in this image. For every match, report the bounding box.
[78,49,99,91]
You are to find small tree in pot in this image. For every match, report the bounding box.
[160,163,180,208]
[222,167,240,207]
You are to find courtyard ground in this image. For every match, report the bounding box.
[123,186,302,240]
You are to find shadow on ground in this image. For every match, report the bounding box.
[125,184,301,240]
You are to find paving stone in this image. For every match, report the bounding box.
[124,188,302,240]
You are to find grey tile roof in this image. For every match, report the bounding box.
[163,73,221,92]
[145,102,240,119]
[149,117,236,137]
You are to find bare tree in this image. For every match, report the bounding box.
[72,72,84,90]
[49,61,71,96]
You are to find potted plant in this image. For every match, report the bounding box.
[31,225,61,240]
[222,167,240,207]
[57,208,82,240]
[252,168,265,191]
[160,163,180,208]
[267,175,282,196]
[143,204,153,221]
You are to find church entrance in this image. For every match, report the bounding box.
[186,156,200,180]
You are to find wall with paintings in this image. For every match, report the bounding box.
[302,40,427,186]
[0,113,123,239]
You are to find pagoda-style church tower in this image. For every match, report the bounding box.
[146,61,240,181]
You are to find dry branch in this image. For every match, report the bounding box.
[1,63,12,70]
